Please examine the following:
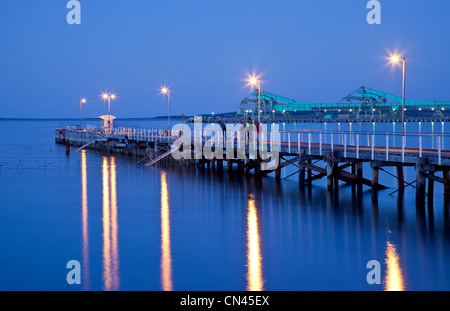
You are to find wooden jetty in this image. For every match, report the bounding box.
[55,126,450,206]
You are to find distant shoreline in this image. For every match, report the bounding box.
[0,116,188,121]
[0,113,235,121]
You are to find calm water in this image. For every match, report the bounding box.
[1,119,450,291]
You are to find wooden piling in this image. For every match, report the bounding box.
[255,156,261,175]
[326,161,334,190]
[217,159,223,172]
[443,170,450,195]
[227,159,233,173]
[351,163,356,196]
[416,158,427,205]
[428,172,434,205]
[299,160,305,185]
[357,162,363,194]
[244,156,250,175]
[371,169,379,188]
[397,166,405,191]
[371,162,380,190]
[275,162,281,181]
[307,159,312,186]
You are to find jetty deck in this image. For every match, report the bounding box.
[56,126,450,206]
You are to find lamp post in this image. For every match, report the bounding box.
[161,87,171,129]
[390,55,406,135]
[102,92,116,117]
[79,98,87,128]
[248,75,262,124]
[101,92,116,133]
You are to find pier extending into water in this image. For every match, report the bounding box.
[56,125,450,207]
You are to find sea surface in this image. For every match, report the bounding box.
[1,119,450,291]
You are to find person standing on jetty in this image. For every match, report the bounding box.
[219,120,227,142]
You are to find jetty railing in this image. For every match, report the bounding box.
[58,126,450,166]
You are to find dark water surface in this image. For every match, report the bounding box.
[1,119,450,291]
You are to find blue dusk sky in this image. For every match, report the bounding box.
[0,1,450,118]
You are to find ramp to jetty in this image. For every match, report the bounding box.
[145,149,174,167]
[76,139,98,152]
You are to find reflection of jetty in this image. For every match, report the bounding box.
[56,125,450,206]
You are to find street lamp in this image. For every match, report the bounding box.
[161,87,171,129]
[389,54,406,135]
[101,92,117,117]
[247,75,262,124]
[79,98,87,128]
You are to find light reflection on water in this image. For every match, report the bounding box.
[384,240,406,291]
[246,194,264,291]
[81,150,89,291]
[79,160,448,291]
[160,171,174,291]
[102,156,120,291]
